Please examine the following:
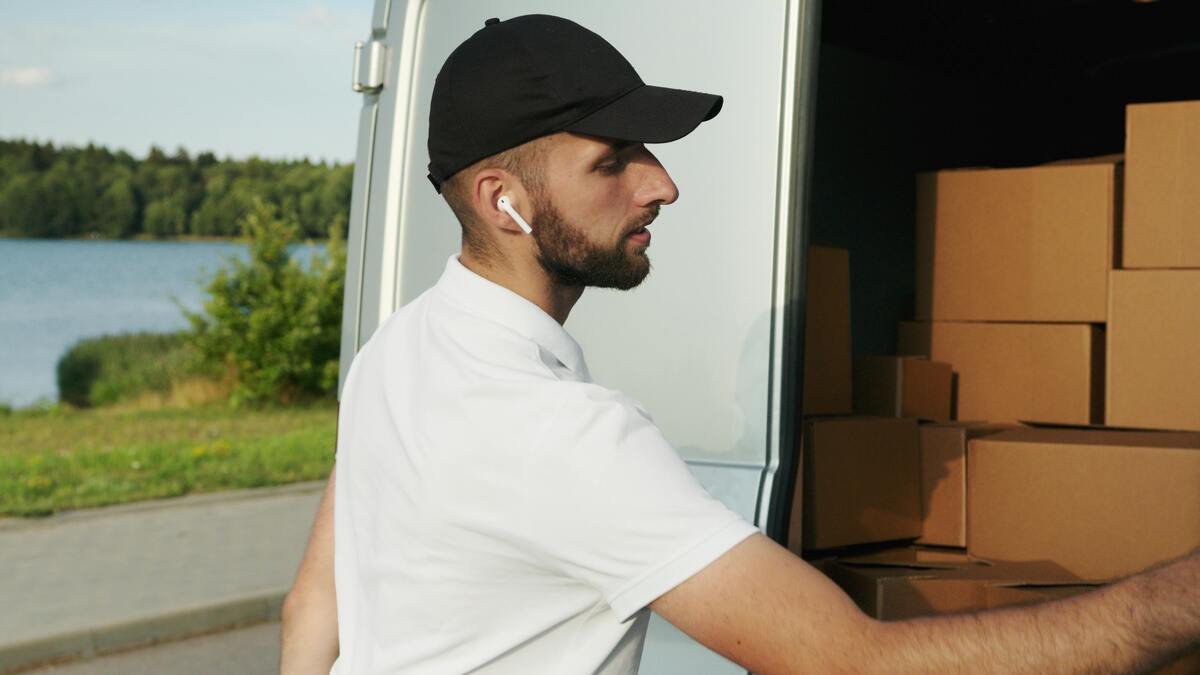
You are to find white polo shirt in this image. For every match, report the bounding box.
[331,252,758,674]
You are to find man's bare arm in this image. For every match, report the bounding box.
[280,465,338,674]
[869,551,1199,674]
[651,533,1200,674]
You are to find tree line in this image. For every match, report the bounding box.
[0,138,352,240]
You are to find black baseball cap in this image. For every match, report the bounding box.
[426,14,723,193]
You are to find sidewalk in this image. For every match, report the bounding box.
[0,481,326,674]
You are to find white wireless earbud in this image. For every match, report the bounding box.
[497,195,533,235]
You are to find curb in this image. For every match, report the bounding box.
[0,589,288,674]
[0,480,326,532]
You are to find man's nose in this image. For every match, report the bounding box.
[636,152,679,207]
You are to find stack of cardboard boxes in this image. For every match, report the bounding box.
[791,101,1200,671]
[792,246,926,552]
[1110,101,1200,432]
[904,154,1115,426]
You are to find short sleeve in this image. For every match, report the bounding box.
[517,385,759,622]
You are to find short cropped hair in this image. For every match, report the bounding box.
[440,136,551,266]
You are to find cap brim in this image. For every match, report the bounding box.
[563,85,723,144]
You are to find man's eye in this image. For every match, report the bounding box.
[597,157,627,174]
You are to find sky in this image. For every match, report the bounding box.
[0,0,374,163]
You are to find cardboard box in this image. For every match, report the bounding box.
[967,427,1200,580]
[831,545,981,569]
[915,159,1118,322]
[803,246,852,415]
[898,321,1103,425]
[854,356,952,420]
[1108,270,1200,431]
[982,582,1097,609]
[823,546,1200,674]
[917,422,1013,547]
[824,552,1085,620]
[820,546,983,620]
[1124,100,1200,268]
[792,417,921,551]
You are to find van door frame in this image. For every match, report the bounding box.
[759,0,821,548]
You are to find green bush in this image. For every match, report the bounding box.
[184,199,345,407]
[56,331,198,407]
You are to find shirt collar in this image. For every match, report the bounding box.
[435,253,591,381]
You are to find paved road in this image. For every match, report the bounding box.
[0,482,325,673]
[24,622,282,675]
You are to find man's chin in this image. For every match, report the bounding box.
[601,260,651,291]
[566,261,649,291]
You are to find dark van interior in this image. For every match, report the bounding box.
[810,0,1200,357]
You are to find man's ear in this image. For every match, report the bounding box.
[474,169,528,234]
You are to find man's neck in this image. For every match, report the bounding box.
[458,250,583,326]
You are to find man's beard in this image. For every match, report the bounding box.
[530,193,656,291]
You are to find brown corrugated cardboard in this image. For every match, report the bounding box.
[915,160,1118,322]
[1108,270,1200,431]
[917,422,1013,547]
[792,417,921,551]
[821,547,981,620]
[898,321,1103,425]
[825,554,1081,620]
[854,356,952,420]
[803,246,852,415]
[983,582,1097,609]
[836,546,980,570]
[1123,100,1200,269]
[819,545,1200,672]
[967,427,1200,580]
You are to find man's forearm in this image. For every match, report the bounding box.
[281,466,339,674]
[281,592,339,674]
[865,550,1200,674]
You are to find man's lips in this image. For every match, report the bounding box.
[626,210,658,237]
[627,227,651,243]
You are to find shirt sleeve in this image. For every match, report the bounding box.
[516,383,760,623]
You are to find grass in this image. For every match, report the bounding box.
[56,331,205,408]
[0,402,336,517]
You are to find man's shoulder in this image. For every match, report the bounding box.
[355,287,546,371]
[533,381,659,452]
[553,381,653,418]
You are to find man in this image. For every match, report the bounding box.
[282,14,1200,674]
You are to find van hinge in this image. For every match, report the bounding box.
[352,40,386,93]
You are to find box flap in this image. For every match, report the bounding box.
[839,546,982,570]
[1041,153,1124,167]
[932,559,1081,583]
[1020,419,1194,434]
[979,426,1200,451]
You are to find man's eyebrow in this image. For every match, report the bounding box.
[596,140,634,160]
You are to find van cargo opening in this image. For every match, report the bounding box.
[812,0,1200,360]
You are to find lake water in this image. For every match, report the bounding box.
[0,239,321,407]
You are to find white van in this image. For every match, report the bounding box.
[337,1,1195,671]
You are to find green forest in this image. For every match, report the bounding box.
[0,139,352,240]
